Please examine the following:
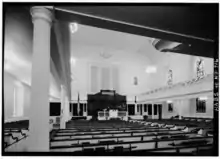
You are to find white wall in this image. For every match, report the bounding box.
[188,96,213,118]
[4,72,31,121]
[119,64,167,96]
[164,53,213,84]
[4,71,62,122]
[161,96,213,119]
[71,46,214,102]
[192,56,213,77]
[70,57,167,101]
[71,59,88,100]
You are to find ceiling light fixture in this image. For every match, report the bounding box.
[145,66,157,74]
[199,97,208,100]
[4,61,11,71]
[100,51,112,59]
[167,100,172,103]
[69,22,78,33]
[14,80,23,87]
[70,57,76,66]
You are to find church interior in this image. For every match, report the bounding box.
[3,4,218,156]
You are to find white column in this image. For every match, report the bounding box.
[152,104,154,119]
[83,103,88,116]
[81,103,84,116]
[65,96,70,121]
[71,102,73,117]
[70,102,73,118]
[178,100,183,120]
[60,85,67,129]
[141,104,143,115]
[135,103,137,115]
[28,6,53,151]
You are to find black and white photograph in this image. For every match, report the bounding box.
[1,1,219,156]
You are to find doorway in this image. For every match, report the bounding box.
[148,104,152,115]
[128,104,135,115]
[72,103,78,116]
[158,104,162,120]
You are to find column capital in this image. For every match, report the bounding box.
[30,6,53,24]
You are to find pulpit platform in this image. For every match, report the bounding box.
[71,116,87,120]
[98,109,128,121]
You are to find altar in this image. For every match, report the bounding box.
[98,109,128,121]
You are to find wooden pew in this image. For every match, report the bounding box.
[50,136,213,151]
[50,132,201,148]
[4,128,29,149]
[54,129,180,138]
[71,143,213,155]
[57,126,166,133]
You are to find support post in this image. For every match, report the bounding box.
[152,104,154,119]
[28,6,53,151]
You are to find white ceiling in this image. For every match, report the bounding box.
[70,24,167,66]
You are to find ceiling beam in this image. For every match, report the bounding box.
[54,7,215,58]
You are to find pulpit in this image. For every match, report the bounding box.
[98,109,128,121]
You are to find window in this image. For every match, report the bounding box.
[144,104,147,112]
[196,59,205,79]
[196,98,206,113]
[134,77,138,85]
[13,86,24,117]
[168,103,173,112]
[167,69,173,85]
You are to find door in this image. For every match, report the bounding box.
[128,104,135,115]
[72,103,78,116]
[154,104,158,119]
[158,104,162,120]
[154,104,158,116]
[148,104,152,115]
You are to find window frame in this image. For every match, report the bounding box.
[168,103,174,113]
[196,98,206,113]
